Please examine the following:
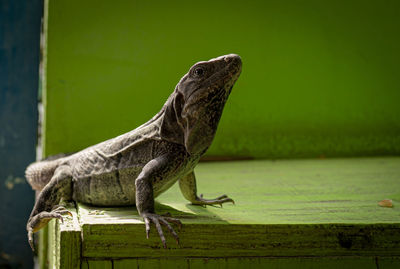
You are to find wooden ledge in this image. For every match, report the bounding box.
[46,157,400,267]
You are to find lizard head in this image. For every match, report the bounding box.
[161,54,242,155]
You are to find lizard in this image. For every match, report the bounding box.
[25,54,242,250]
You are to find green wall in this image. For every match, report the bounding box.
[44,0,400,159]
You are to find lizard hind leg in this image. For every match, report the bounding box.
[179,171,235,207]
[26,165,73,251]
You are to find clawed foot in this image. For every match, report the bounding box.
[142,213,182,248]
[27,206,73,251]
[193,194,235,207]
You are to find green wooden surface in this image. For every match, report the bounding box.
[42,157,400,268]
[81,260,112,269]
[38,226,48,269]
[81,257,400,269]
[83,257,400,269]
[74,157,400,258]
[159,157,400,224]
[111,257,383,269]
[43,0,400,159]
[43,204,81,269]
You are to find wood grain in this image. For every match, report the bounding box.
[75,157,400,258]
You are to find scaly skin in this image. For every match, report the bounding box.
[25,54,242,250]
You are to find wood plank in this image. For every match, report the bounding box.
[81,221,400,258]
[47,219,57,268]
[85,260,112,269]
[57,203,81,269]
[114,259,188,269]
[113,259,138,269]
[111,257,377,269]
[159,157,400,225]
[76,157,400,258]
[47,203,81,269]
[378,257,400,269]
[189,257,376,269]
[38,226,49,269]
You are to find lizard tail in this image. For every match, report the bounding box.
[25,158,62,191]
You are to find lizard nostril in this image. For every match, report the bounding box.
[224,56,230,63]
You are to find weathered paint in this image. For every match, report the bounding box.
[46,205,80,269]
[90,257,383,269]
[42,158,400,268]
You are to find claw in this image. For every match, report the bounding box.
[55,210,73,217]
[50,213,64,224]
[28,230,35,251]
[51,205,73,217]
[193,194,235,207]
[159,217,179,245]
[26,206,74,251]
[153,217,166,248]
[142,213,181,248]
[52,205,66,211]
[144,217,150,239]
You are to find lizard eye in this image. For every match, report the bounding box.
[193,67,205,77]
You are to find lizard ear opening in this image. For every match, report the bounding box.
[160,91,186,146]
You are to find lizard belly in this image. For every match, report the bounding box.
[71,166,183,206]
[72,168,141,206]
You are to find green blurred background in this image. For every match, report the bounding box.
[43,0,400,159]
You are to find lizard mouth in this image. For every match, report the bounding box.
[212,54,242,92]
[223,54,242,68]
[211,54,242,81]
[180,54,242,106]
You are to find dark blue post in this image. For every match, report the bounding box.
[0,1,43,268]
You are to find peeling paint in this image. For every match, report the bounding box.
[4,175,26,190]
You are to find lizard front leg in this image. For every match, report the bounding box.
[26,165,73,250]
[179,171,234,207]
[135,154,182,248]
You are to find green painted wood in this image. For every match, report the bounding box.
[85,260,112,269]
[46,204,81,269]
[74,157,400,258]
[38,226,49,269]
[189,257,377,269]
[159,157,400,224]
[378,257,400,269]
[114,258,189,269]
[81,260,88,269]
[47,219,56,268]
[112,257,379,269]
[43,0,400,159]
[80,220,400,258]
[59,204,81,269]
[113,259,138,269]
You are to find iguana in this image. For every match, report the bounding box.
[25,54,242,250]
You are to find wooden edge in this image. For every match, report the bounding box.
[47,203,81,269]
[112,257,381,269]
[38,226,49,269]
[79,256,400,269]
[80,222,400,259]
